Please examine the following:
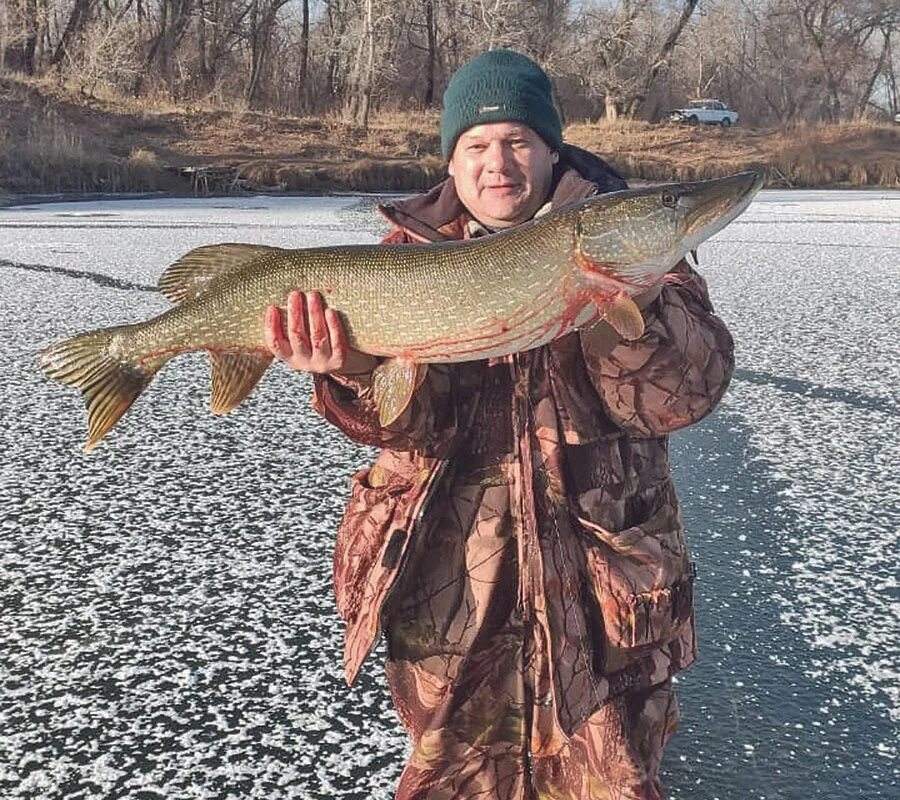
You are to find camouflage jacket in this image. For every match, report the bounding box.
[311,145,734,743]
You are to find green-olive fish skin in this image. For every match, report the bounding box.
[39,171,764,451]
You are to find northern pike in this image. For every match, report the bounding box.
[40,170,763,451]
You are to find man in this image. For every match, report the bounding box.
[265,50,734,800]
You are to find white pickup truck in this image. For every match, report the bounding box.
[668,99,739,127]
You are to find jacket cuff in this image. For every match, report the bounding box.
[326,370,374,397]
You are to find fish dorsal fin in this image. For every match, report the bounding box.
[209,350,274,415]
[372,359,425,427]
[159,244,281,303]
[592,291,645,341]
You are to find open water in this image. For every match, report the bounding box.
[0,190,897,799]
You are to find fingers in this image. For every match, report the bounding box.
[267,291,354,373]
[307,291,331,361]
[286,291,311,361]
[265,305,290,360]
[326,307,348,366]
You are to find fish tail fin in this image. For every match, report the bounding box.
[39,327,169,452]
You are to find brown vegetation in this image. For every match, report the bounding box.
[567,119,900,189]
[3,0,898,130]
[1,76,898,198]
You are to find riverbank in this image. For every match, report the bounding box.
[1,74,898,200]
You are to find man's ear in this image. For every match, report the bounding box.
[551,151,560,164]
[447,158,456,177]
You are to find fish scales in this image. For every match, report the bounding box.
[130,223,572,363]
[40,171,764,450]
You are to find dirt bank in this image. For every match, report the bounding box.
[1,75,897,200]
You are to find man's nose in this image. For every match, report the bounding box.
[484,142,513,172]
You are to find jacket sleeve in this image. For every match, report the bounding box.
[311,364,460,454]
[310,226,461,455]
[581,260,735,436]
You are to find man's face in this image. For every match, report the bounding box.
[448,122,557,229]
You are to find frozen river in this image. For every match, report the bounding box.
[0,190,897,799]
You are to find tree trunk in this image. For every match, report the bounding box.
[134,0,192,97]
[604,94,620,120]
[887,32,899,114]
[247,0,288,108]
[246,0,260,103]
[22,0,38,73]
[854,29,889,119]
[50,0,94,66]
[198,0,211,89]
[629,0,700,117]
[298,0,309,108]
[423,0,435,106]
[344,0,375,128]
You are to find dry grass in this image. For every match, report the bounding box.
[0,112,175,193]
[565,118,900,187]
[0,77,179,193]
[1,107,111,192]
[338,156,445,191]
[236,155,445,193]
[1,75,897,196]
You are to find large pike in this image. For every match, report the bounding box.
[40,171,763,451]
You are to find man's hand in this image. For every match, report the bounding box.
[265,290,378,375]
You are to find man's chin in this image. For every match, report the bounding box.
[479,201,530,226]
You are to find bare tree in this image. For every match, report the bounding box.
[133,0,194,95]
[2,0,895,125]
[197,0,248,94]
[50,0,99,67]
[343,0,385,127]
[297,0,309,104]
[246,0,291,106]
[574,0,700,119]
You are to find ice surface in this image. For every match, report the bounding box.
[0,190,897,799]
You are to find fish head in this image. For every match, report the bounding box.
[573,170,765,289]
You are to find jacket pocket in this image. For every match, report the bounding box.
[333,466,411,625]
[579,507,694,673]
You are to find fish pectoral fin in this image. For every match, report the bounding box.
[209,350,273,415]
[592,291,645,341]
[159,244,282,303]
[372,358,425,428]
[39,327,169,452]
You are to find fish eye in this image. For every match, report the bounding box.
[662,190,678,208]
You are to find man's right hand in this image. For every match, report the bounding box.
[265,290,378,376]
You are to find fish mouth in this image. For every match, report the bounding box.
[679,170,765,249]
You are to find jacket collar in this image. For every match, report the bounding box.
[378,144,628,243]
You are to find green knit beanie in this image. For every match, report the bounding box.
[440,49,563,159]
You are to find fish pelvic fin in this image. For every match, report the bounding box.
[159,244,282,303]
[209,350,273,415]
[39,328,170,452]
[372,359,425,427]
[593,291,645,341]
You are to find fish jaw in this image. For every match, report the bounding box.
[572,170,765,295]
[677,170,764,253]
[566,171,764,339]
